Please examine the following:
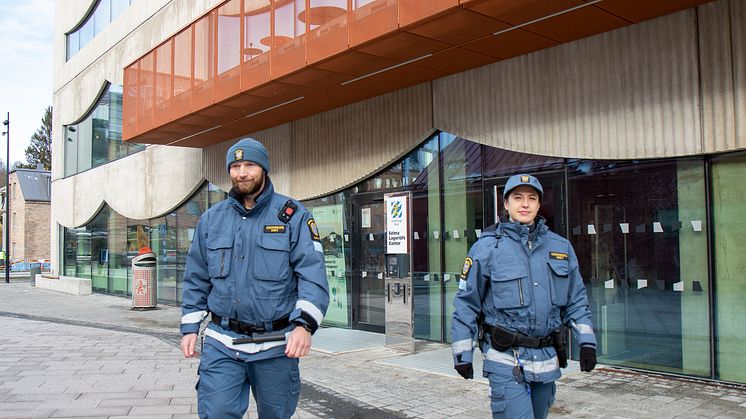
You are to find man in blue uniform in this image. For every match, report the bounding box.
[180,137,329,419]
[451,174,596,419]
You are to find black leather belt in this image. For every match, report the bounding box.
[211,313,291,335]
[483,323,554,349]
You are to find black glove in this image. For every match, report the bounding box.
[579,345,596,372]
[455,363,473,380]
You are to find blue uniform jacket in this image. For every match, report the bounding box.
[180,178,329,361]
[451,218,596,383]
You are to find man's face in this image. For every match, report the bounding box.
[504,185,541,224]
[229,160,265,196]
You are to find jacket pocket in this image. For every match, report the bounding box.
[490,263,528,309]
[253,233,291,281]
[206,235,233,278]
[548,260,570,306]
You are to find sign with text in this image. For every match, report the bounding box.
[385,192,410,254]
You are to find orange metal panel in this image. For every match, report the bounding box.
[368,61,448,86]
[122,64,138,141]
[191,12,216,112]
[241,54,271,91]
[313,50,397,77]
[355,31,450,62]
[138,52,155,134]
[172,27,193,122]
[278,67,352,89]
[348,0,398,47]
[154,40,173,127]
[523,5,629,43]
[326,75,400,98]
[403,8,510,45]
[414,46,497,74]
[594,0,709,23]
[398,0,459,27]
[464,0,583,25]
[215,0,242,102]
[461,29,558,60]
[250,81,320,99]
[306,0,349,64]
[271,0,308,79]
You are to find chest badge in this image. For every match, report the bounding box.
[549,252,568,260]
[264,225,286,234]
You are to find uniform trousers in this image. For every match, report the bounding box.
[196,341,300,419]
[486,371,556,419]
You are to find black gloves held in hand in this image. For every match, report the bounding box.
[455,363,473,380]
[580,345,597,372]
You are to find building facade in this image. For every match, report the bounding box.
[53,0,746,383]
[1,169,52,262]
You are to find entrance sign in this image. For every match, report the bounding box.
[385,192,410,254]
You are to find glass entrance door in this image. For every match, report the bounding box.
[351,195,386,333]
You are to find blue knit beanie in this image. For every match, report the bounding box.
[226,137,270,174]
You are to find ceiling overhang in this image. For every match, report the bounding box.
[123,0,712,147]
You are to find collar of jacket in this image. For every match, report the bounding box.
[498,216,548,243]
[228,176,274,217]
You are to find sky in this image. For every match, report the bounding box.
[0,0,55,168]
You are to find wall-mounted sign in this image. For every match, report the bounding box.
[385,192,410,254]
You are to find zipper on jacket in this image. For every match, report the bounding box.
[518,277,525,306]
[528,240,533,251]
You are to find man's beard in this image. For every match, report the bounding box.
[232,177,263,198]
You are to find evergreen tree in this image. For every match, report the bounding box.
[17,106,52,170]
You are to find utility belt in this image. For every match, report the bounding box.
[482,323,569,368]
[211,312,291,345]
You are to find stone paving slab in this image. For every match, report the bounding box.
[2,283,746,418]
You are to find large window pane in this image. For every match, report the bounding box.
[712,154,746,383]
[177,184,209,303]
[90,207,111,291]
[568,158,709,376]
[440,133,482,342]
[306,193,351,327]
[151,213,178,304]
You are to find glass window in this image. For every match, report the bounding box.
[177,184,209,297]
[151,213,178,303]
[93,0,111,34]
[568,158,709,376]
[244,2,270,61]
[711,153,746,383]
[306,193,351,327]
[90,207,110,291]
[194,14,215,84]
[217,0,241,75]
[66,0,134,60]
[64,84,144,177]
[108,211,129,294]
[66,30,79,60]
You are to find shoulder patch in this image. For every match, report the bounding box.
[264,225,286,234]
[549,252,568,260]
[307,218,320,241]
[460,257,473,279]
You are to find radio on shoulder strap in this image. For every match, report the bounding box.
[278,200,298,223]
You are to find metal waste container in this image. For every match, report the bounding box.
[29,266,41,287]
[132,251,157,309]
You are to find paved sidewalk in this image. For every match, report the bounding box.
[2,282,746,418]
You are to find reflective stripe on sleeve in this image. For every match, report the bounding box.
[451,339,473,354]
[296,300,324,326]
[571,321,594,335]
[181,310,208,325]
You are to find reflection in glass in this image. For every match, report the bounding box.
[568,158,708,376]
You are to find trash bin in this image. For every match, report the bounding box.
[29,266,41,286]
[132,249,157,310]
